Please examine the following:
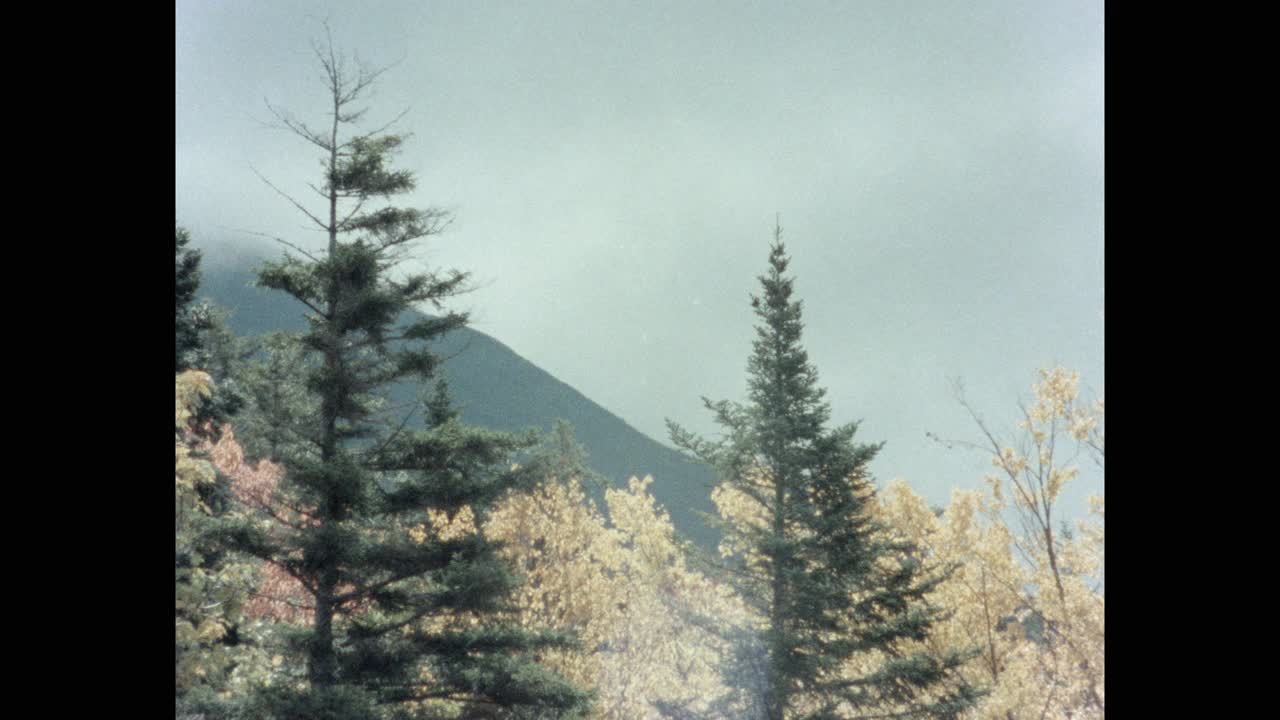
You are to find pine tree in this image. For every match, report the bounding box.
[668,223,978,720]
[217,31,591,720]
[177,226,203,373]
[176,371,264,718]
[176,224,247,430]
[176,230,256,718]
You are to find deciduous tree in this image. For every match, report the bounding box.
[482,439,756,719]
[946,368,1105,720]
[176,372,263,715]
[896,367,1104,720]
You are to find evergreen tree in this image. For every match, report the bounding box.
[176,230,256,718]
[176,224,247,429]
[177,225,204,373]
[189,304,250,429]
[176,371,263,718]
[217,33,591,720]
[233,331,320,463]
[668,223,978,720]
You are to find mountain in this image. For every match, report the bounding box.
[197,247,721,549]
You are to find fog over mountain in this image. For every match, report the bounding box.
[198,248,721,548]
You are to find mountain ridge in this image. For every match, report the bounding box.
[195,244,720,548]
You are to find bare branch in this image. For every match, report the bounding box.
[217,225,324,263]
[249,163,331,232]
[305,182,331,200]
[340,62,392,105]
[337,107,369,124]
[336,196,369,231]
[361,403,420,468]
[264,99,334,152]
[358,106,413,139]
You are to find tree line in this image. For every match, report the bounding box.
[176,33,1103,720]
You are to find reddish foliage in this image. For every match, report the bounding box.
[200,426,313,625]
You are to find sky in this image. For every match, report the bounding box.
[176,1,1104,523]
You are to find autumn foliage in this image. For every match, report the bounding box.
[200,425,312,626]
[486,474,756,718]
[191,407,752,718]
[880,368,1104,720]
[181,363,1103,719]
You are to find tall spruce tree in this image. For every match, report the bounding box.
[668,223,978,720]
[218,32,590,720]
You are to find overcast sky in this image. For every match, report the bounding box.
[176,1,1104,522]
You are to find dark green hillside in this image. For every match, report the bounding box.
[198,248,720,549]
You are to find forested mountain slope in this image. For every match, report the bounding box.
[199,251,720,548]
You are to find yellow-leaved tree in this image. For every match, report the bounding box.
[176,371,270,708]
[194,419,750,718]
[883,368,1104,720]
[480,472,757,719]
